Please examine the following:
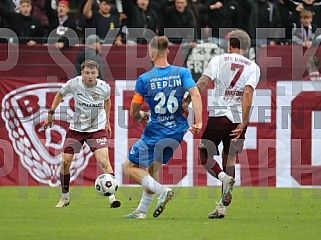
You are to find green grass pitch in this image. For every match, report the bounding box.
[0,186,320,240]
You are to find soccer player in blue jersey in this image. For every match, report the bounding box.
[123,36,203,219]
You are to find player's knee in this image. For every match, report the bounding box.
[122,160,130,175]
[61,158,72,172]
[62,151,75,167]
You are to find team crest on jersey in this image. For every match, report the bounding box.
[92,93,99,101]
[1,83,93,187]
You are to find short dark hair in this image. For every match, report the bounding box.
[100,0,114,4]
[228,29,251,51]
[81,60,99,70]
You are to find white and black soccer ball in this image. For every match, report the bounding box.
[95,173,119,196]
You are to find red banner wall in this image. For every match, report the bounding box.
[0,44,320,187]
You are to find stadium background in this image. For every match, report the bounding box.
[0,43,320,188]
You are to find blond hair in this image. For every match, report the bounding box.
[149,36,169,55]
[300,10,313,19]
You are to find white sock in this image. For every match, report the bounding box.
[136,191,154,213]
[108,194,116,203]
[141,175,164,196]
[62,192,70,199]
[218,172,227,182]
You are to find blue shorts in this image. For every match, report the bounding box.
[128,132,185,168]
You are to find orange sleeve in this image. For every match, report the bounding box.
[132,92,144,104]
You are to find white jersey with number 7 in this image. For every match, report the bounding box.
[203,53,261,123]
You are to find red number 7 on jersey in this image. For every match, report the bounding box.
[229,63,244,88]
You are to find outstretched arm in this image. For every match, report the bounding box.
[182,74,211,116]
[130,101,143,119]
[196,75,212,94]
[130,102,149,125]
[187,86,202,134]
[130,92,149,126]
[241,85,254,126]
[105,98,112,137]
[43,92,64,129]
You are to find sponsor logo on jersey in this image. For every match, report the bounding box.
[1,83,93,186]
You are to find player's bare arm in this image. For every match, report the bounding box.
[230,85,254,140]
[197,75,212,92]
[44,92,64,130]
[187,86,203,134]
[104,98,112,137]
[130,92,149,126]
[182,74,211,116]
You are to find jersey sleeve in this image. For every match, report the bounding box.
[135,76,145,97]
[181,68,196,91]
[245,64,261,89]
[60,79,74,96]
[202,57,219,81]
[103,83,111,100]
[132,92,144,104]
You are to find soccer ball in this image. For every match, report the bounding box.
[95,173,119,196]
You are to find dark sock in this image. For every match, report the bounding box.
[210,161,223,178]
[202,159,223,179]
[60,173,70,194]
[199,148,222,179]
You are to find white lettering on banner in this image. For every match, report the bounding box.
[3,80,321,187]
[246,89,272,150]
[114,80,135,185]
[276,81,321,187]
[312,111,321,167]
[1,83,93,186]
[186,43,224,75]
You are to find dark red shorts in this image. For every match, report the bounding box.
[200,116,246,156]
[63,129,109,154]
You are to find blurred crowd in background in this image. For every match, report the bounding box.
[1,0,321,49]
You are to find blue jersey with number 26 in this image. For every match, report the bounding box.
[135,65,196,137]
